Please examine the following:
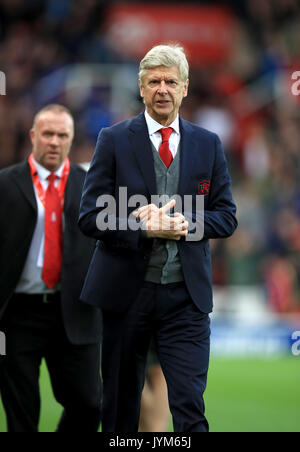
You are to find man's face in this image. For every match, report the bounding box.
[30,111,74,172]
[139,65,189,126]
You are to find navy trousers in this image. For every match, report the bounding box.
[102,281,211,432]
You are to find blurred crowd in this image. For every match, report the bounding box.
[0,0,300,313]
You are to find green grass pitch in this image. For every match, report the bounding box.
[0,357,299,432]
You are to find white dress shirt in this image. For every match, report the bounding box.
[144,111,180,158]
[15,158,64,294]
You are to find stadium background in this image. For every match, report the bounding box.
[0,0,299,432]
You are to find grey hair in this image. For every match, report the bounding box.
[139,44,189,84]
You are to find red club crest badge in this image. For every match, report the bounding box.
[198,180,211,196]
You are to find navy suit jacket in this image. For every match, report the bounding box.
[79,112,237,314]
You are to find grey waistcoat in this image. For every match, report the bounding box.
[144,142,184,284]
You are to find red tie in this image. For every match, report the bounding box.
[42,174,63,289]
[159,128,173,168]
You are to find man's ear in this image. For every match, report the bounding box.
[29,128,35,146]
[183,79,189,98]
[139,79,144,98]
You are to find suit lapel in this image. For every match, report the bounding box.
[129,113,157,196]
[178,118,198,197]
[64,166,77,214]
[129,114,199,197]
[11,162,77,216]
[11,162,37,212]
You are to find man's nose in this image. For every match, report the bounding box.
[157,81,168,95]
[49,134,59,146]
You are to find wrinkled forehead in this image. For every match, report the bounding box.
[142,65,184,82]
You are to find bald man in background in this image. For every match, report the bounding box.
[0,104,102,432]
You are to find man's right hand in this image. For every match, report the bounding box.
[133,199,189,241]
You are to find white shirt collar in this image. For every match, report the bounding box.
[33,157,65,181]
[144,111,180,136]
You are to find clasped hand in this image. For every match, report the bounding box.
[133,199,189,241]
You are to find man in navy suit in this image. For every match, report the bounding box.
[79,45,237,432]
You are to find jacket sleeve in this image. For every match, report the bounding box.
[183,134,237,242]
[203,135,237,239]
[78,127,143,251]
